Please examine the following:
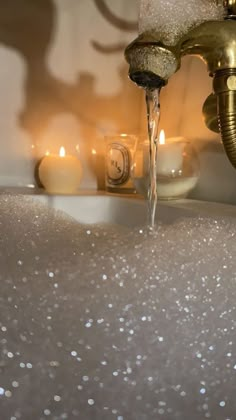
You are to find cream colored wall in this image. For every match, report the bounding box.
[0,0,225,191]
[0,0,141,189]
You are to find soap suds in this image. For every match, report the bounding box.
[139,0,225,45]
[0,194,236,419]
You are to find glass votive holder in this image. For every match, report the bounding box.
[132,137,200,200]
[105,134,137,194]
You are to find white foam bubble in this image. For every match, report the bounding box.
[139,0,225,45]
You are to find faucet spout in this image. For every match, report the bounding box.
[125,33,180,89]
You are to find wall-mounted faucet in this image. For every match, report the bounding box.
[125,0,236,169]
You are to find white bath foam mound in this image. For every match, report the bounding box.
[139,0,225,45]
[0,194,236,419]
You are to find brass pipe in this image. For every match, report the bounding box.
[202,94,219,133]
[214,69,236,167]
[224,0,236,18]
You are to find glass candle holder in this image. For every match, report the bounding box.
[105,134,137,194]
[132,137,200,200]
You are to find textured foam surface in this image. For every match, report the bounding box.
[0,195,236,419]
[139,0,225,45]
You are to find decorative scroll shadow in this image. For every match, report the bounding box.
[93,0,137,31]
[92,0,138,54]
[0,0,141,189]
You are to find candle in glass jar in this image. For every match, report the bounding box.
[157,130,184,176]
[38,147,82,194]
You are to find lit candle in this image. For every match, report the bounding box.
[38,147,82,194]
[157,130,184,176]
[156,130,199,199]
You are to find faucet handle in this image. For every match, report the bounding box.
[224,0,236,18]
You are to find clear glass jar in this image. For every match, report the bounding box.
[105,134,137,194]
[132,137,200,200]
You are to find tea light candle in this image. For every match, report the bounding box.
[157,130,184,176]
[39,147,82,194]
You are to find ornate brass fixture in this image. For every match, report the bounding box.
[125,0,236,168]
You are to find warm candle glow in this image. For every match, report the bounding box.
[157,131,184,177]
[159,129,166,145]
[91,148,97,155]
[59,146,66,157]
[39,145,82,193]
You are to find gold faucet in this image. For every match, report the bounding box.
[125,0,236,169]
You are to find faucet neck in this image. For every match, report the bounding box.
[224,0,236,19]
[180,20,236,75]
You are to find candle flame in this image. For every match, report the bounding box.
[159,129,166,145]
[59,146,66,157]
[45,150,50,156]
[91,148,97,155]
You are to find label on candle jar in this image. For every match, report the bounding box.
[106,143,130,186]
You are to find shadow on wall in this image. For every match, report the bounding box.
[0,0,142,187]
